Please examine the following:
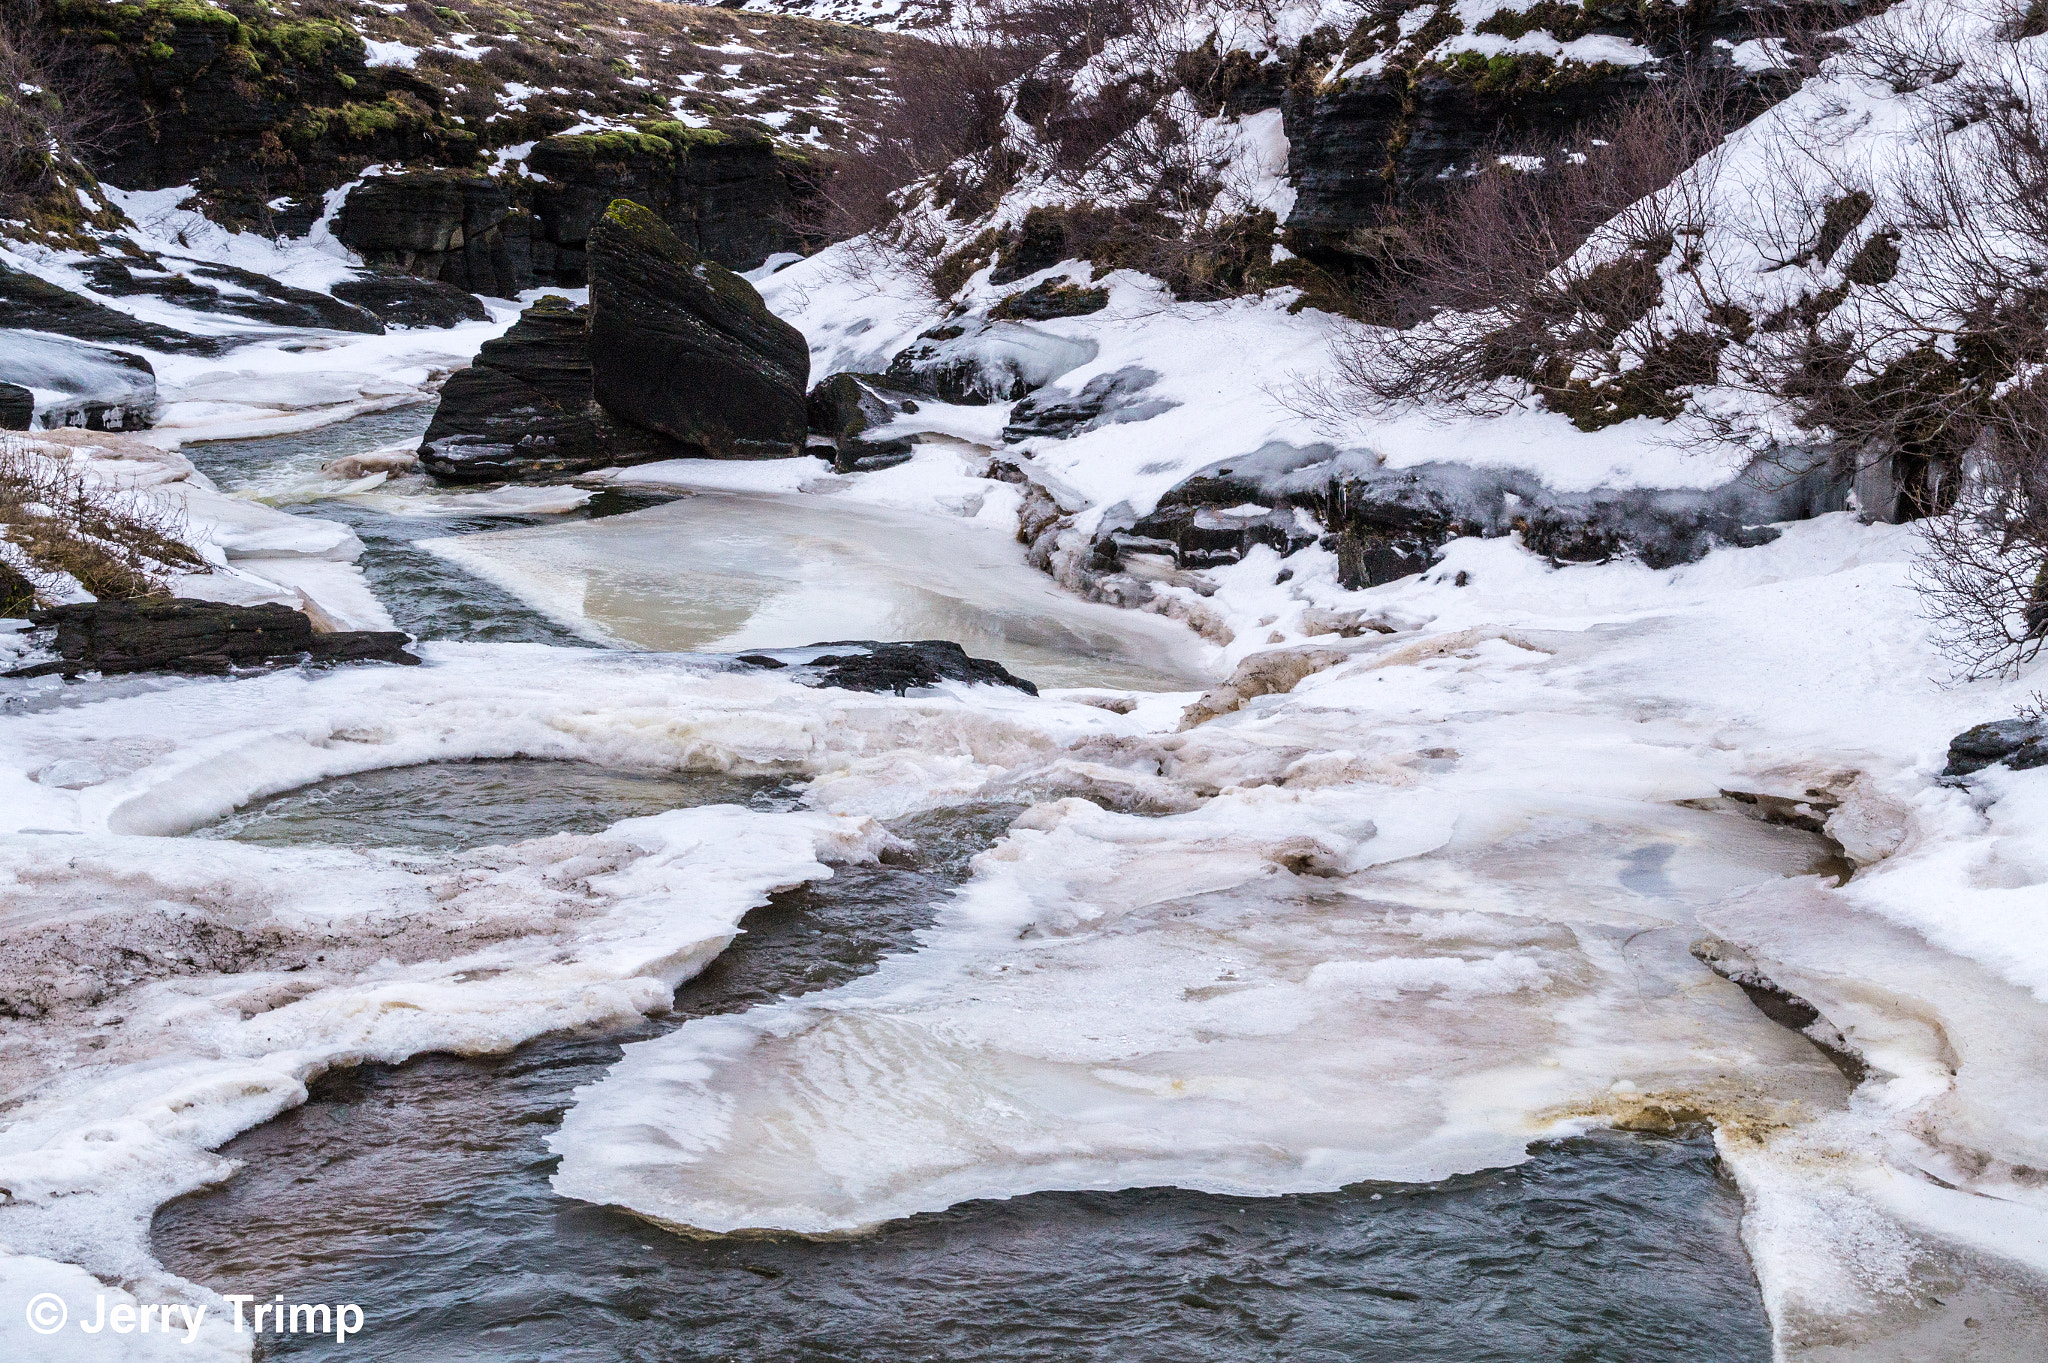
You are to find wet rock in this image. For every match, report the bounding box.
[418,295,674,482]
[1102,443,1838,586]
[528,126,810,279]
[884,320,1097,405]
[1001,366,1175,442]
[332,272,489,329]
[0,383,31,431]
[588,199,809,460]
[335,171,525,297]
[0,264,227,355]
[989,280,1109,321]
[6,601,419,679]
[805,372,915,472]
[71,256,383,334]
[735,640,1038,696]
[0,334,159,432]
[1944,720,2048,777]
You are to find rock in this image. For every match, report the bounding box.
[335,171,525,297]
[332,272,489,329]
[735,640,1038,696]
[0,383,31,431]
[989,208,1076,285]
[418,295,675,482]
[805,372,915,471]
[53,2,471,230]
[528,126,811,278]
[0,263,227,355]
[5,600,418,678]
[71,257,383,334]
[587,198,809,460]
[883,319,1097,404]
[1944,719,2048,777]
[1179,647,1348,729]
[1001,366,1175,441]
[989,280,1110,320]
[1103,443,1838,586]
[0,333,158,431]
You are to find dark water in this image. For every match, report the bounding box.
[191,759,801,853]
[183,407,670,646]
[154,797,1772,1363]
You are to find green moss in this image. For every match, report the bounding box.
[1475,2,1598,42]
[1427,51,1620,98]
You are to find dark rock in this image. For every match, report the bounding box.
[883,320,1097,405]
[1944,720,2048,777]
[989,209,1075,285]
[1277,9,1799,272]
[1002,366,1175,442]
[0,383,31,431]
[6,600,418,678]
[333,272,489,329]
[418,295,677,482]
[72,257,383,334]
[587,199,809,460]
[1103,442,1845,585]
[989,280,1110,320]
[51,2,472,231]
[335,171,525,297]
[528,126,811,278]
[0,263,228,355]
[735,640,1038,696]
[806,372,916,471]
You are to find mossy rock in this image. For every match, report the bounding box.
[587,198,809,459]
[990,280,1110,321]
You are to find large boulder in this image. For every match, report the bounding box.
[418,295,674,482]
[587,199,808,460]
[334,171,526,298]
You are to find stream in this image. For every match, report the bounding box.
[146,414,1788,1361]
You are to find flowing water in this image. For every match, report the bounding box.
[154,794,1772,1362]
[154,409,1778,1361]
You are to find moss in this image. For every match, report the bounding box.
[1476,1,1599,41]
[931,228,1008,300]
[1426,51,1621,99]
[989,281,1109,321]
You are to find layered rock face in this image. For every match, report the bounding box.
[421,199,808,480]
[1259,2,1807,268]
[49,0,467,230]
[334,172,529,298]
[529,127,811,279]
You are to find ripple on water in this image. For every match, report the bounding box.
[154,802,1771,1363]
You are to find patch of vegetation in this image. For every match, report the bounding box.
[0,438,205,608]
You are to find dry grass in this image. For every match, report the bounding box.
[0,438,204,612]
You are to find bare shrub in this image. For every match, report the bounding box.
[0,439,204,609]
[0,1,111,199]
[1914,386,2048,679]
[1320,65,1750,427]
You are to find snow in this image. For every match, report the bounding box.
[5,1,2048,1349]
[363,40,421,69]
